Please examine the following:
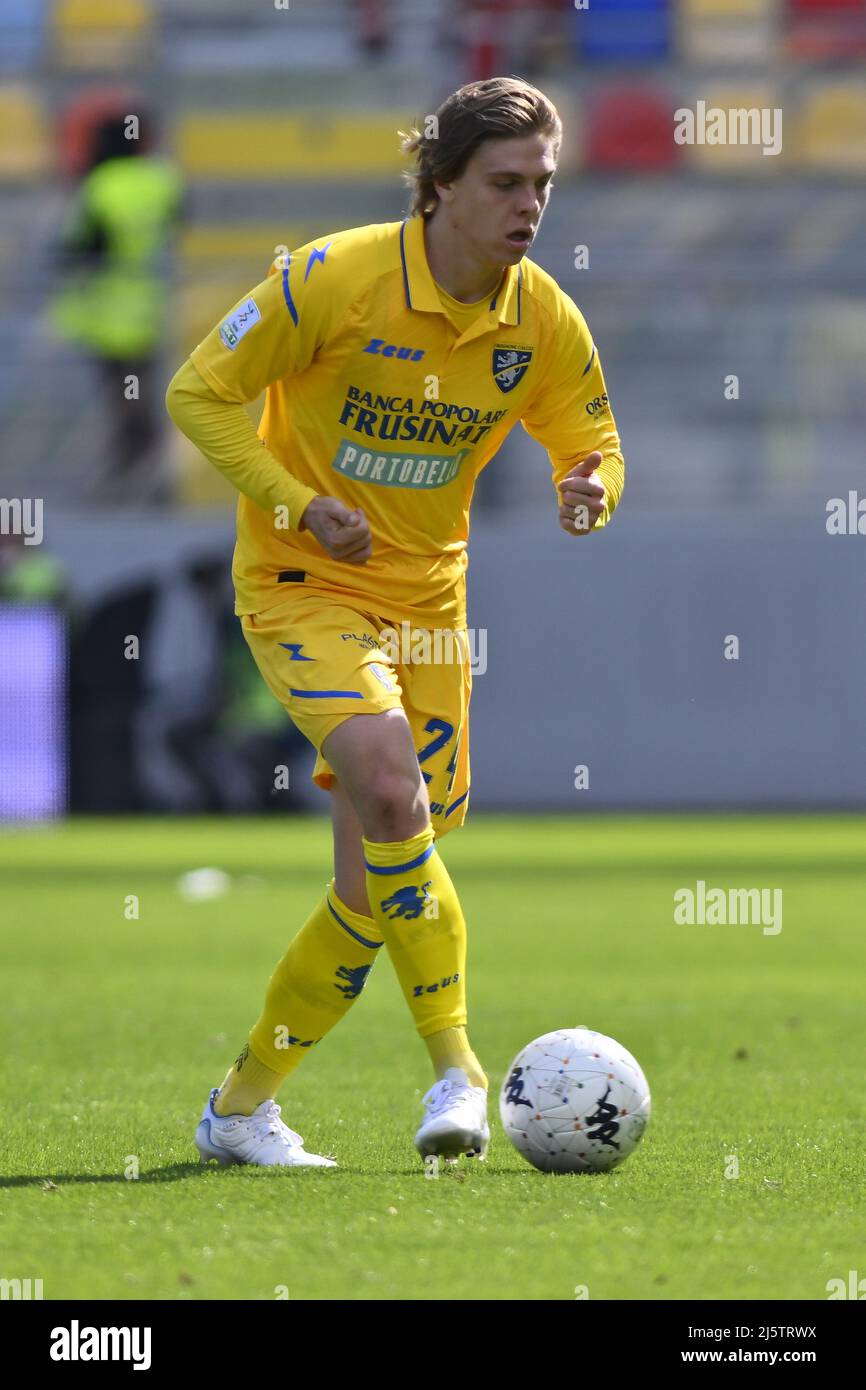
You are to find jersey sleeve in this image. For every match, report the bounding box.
[189,245,337,405]
[165,357,317,530]
[520,292,625,529]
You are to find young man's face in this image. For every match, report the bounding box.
[433,130,558,269]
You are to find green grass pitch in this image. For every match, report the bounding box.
[1,814,863,1302]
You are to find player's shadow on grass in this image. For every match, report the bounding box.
[0,1164,217,1187]
[0,1164,427,1186]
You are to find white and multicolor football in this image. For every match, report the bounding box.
[500,1027,651,1173]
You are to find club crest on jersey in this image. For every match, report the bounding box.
[492,345,533,393]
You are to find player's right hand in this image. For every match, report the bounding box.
[299,495,372,564]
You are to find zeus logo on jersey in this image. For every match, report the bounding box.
[362,338,425,361]
[492,345,533,393]
[219,298,261,350]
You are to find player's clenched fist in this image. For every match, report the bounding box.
[557,451,605,536]
[300,496,372,564]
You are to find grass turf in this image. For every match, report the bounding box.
[0,814,863,1302]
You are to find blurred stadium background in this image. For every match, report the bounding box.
[1,0,864,820]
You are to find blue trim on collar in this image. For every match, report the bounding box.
[490,265,519,319]
[399,220,412,309]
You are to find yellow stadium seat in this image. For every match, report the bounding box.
[175,113,413,179]
[679,86,786,173]
[795,85,866,175]
[52,0,154,69]
[177,223,320,270]
[680,0,775,14]
[678,0,778,63]
[175,277,244,358]
[175,224,332,352]
[0,85,52,181]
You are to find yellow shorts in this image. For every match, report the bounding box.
[241,585,471,837]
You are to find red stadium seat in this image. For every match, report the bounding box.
[586,85,680,171]
[787,0,863,11]
[784,0,866,59]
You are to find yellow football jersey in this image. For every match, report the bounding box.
[188,215,624,626]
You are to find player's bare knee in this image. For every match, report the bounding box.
[363,769,427,841]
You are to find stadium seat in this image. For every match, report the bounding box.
[586,84,679,171]
[0,0,46,73]
[178,223,317,271]
[678,0,778,64]
[51,0,155,70]
[0,85,52,181]
[175,223,331,360]
[677,85,785,173]
[787,0,863,10]
[795,84,866,174]
[784,0,866,59]
[572,0,672,63]
[175,112,411,178]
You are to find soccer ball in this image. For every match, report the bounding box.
[500,1027,651,1174]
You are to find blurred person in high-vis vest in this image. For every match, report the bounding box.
[52,107,185,502]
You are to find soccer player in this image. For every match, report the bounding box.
[165,76,624,1169]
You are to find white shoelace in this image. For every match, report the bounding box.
[422,1079,470,1118]
[255,1100,303,1148]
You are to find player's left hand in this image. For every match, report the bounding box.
[558,451,605,535]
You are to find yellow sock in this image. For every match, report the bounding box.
[214,1044,284,1117]
[425,1026,488,1089]
[362,826,477,1048]
[215,883,382,1116]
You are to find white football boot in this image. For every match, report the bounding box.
[195,1088,337,1168]
[414,1067,490,1162]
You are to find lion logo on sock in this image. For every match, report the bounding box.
[379,882,432,920]
[333,963,372,1000]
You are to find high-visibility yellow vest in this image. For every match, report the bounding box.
[51,156,183,358]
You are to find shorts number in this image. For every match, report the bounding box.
[417,718,454,785]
